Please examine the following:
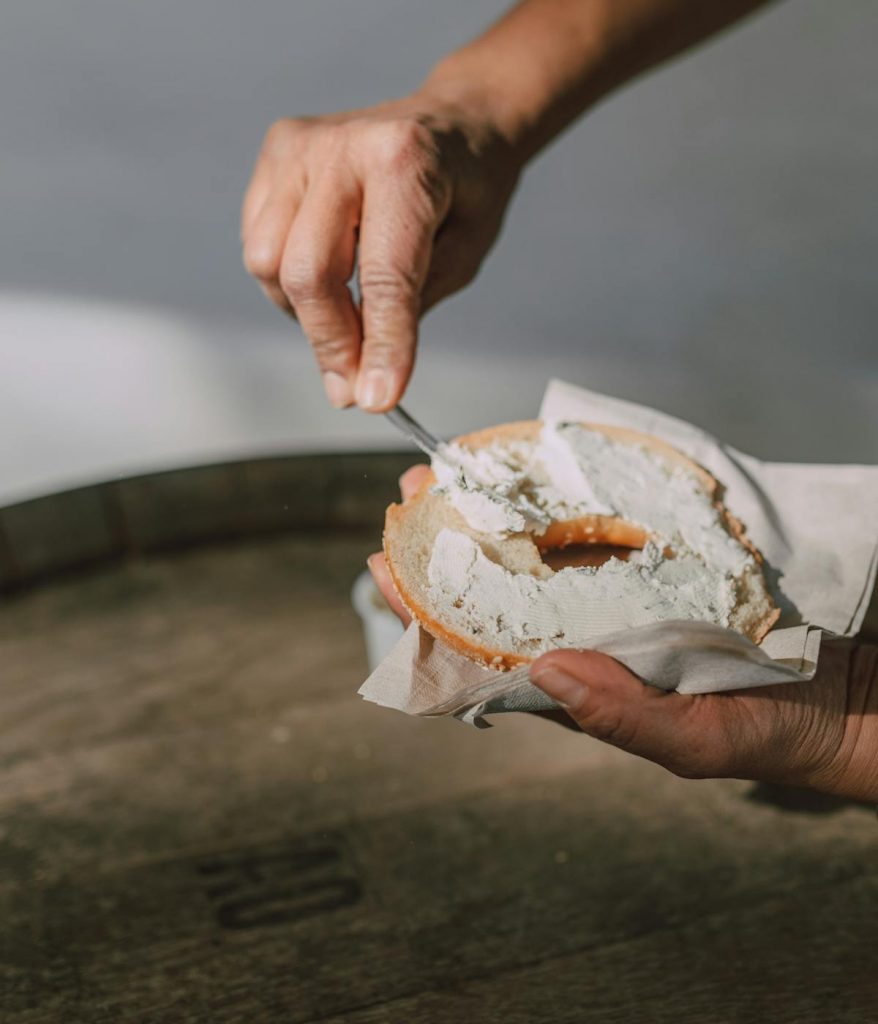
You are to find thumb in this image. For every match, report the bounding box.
[530,649,718,778]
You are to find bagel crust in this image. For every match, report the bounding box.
[384,420,779,670]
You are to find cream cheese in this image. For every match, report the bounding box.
[426,421,759,655]
[432,441,551,536]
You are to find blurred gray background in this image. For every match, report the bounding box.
[2,0,876,502]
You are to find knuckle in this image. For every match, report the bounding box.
[359,264,419,304]
[311,335,355,368]
[371,120,437,173]
[279,259,332,302]
[413,169,451,219]
[263,117,302,155]
[360,337,409,372]
[366,121,451,215]
[316,122,350,158]
[242,240,280,281]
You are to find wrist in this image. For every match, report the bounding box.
[418,42,604,168]
[417,57,522,156]
[412,63,530,173]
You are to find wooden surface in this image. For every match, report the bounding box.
[1,532,876,1023]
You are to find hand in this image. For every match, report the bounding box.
[530,644,878,802]
[241,95,521,412]
[371,469,878,802]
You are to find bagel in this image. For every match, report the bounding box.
[383,420,779,670]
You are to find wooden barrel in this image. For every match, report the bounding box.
[1,454,875,1021]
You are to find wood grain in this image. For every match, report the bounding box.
[1,532,875,1023]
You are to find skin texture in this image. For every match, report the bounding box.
[241,100,520,411]
[370,466,878,802]
[242,0,776,410]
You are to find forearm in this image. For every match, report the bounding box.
[420,0,777,162]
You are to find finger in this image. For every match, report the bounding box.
[242,186,300,292]
[399,464,431,500]
[356,152,450,411]
[529,650,733,779]
[367,553,411,627]
[260,281,295,318]
[241,150,272,241]
[280,177,362,408]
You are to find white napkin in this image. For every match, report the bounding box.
[360,380,878,725]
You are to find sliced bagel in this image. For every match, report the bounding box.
[384,420,779,669]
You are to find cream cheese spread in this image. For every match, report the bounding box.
[426,421,758,654]
[432,441,551,536]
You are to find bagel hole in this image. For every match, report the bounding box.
[540,542,639,571]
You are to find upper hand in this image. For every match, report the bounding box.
[241,96,521,411]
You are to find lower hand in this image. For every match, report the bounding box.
[529,641,878,802]
[369,467,878,802]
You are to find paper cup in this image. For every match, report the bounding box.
[351,570,406,672]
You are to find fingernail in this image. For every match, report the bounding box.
[357,370,390,412]
[323,372,353,409]
[530,667,587,710]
